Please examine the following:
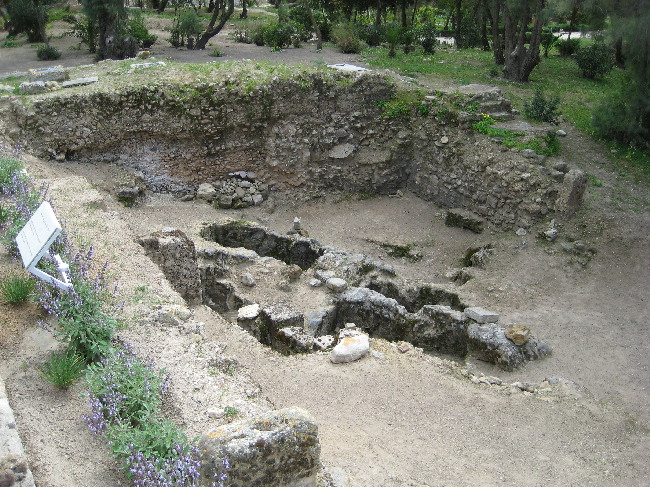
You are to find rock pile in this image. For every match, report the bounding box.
[196,172,270,209]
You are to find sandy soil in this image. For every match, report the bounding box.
[1,12,649,487]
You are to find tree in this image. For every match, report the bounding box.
[193,0,234,49]
[498,0,547,82]
[81,0,136,59]
[6,0,52,44]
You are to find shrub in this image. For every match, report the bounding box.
[129,10,157,48]
[0,273,35,303]
[0,156,23,191]
[575,42,615,79]
[557,37,581,57]
[332,22,363,54]
[523,88,562,124]
[38,349,86,388]
[360,24,383,47]
[210,47,223,57]
[384,22,401,58]
[64,14,98,53]
[169,9,203,48]
[416,21,437,54]
[540,30,557,57]
[262,22,295,49]
[593,75,650,149]
[6,0,45,42]
[36,44,61,61]
[37,245,118,363]
[400,26,415,54]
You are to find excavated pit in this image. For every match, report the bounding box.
[139,221,552,371]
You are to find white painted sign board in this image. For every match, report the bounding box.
[16,201,72,291]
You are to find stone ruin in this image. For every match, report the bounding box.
[139,220,552,372]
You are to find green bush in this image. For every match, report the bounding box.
[169,9,202,48]
[36,44,61,60]
[523,88,562,124]
[400,26,415,54]
[575,42,615,79]
[384,22,401,58]
[0,273,35,303]
[7,0,45,42]
[540,30,557,57]
[557,37,581,57]
[0,157,23,190]
[262,22,295,49]
[332,22,363,54]
[38,349,86,388]
[593,75,650,150]
[64,14,98,53]
[360,24,383,47]
[129,10,157,48]
[210,47,223,57]
[417,22,437,54]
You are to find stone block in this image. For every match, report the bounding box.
[556,169,587,214]
[19,81,60,94]
[464,306,499,324]
[199,408,320,487]
[61,76,98,88]
[275,326,314,355]
[445,209,485,233]
[330,328,370,364]
[28,66,69,82]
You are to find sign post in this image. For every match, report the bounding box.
[16,201,73,291]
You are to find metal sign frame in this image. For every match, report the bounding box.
[16,201,73,291]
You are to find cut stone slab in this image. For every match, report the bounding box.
[445,208,485,233]
[0,377,36,487]
[61,76,98,88]
[330,327,370,364]
[238,303,260,321]
[464,306,499,324]
[28,66,68,82]
[327,64,370,72]
[19,81,60,94]
[198,408,320,487]
[328,143,356,159]
[130,61,166,70]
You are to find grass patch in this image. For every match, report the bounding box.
[472,114,561,156]
[0,273,35,303]
[38,349,86,388]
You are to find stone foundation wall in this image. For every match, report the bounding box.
[4,70,583,228]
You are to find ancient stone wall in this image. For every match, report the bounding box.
[3,71,583,228]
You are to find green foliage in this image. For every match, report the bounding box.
[360,24,383,47]
[0,273,35,303]
[472,114,561,156]
[575,42,615,79]
[38,349,86,388]
[523,89,562,124]
[416,22,437,54]
[169,8,202,48]
[332,22,362,54]
[86,350,168,426]
[384,22,401,58]
[36,44,61,60]
[262,22,295,49]
[53,280,117,363]
[224,406,240,419]
[128,9,157,48]
[593,74,649,151]
[64,14,98,53]
[2,40,19,48]
[210,47,223,57]
[540,30,557,57]
[107,417,188,462]
[7,0,46,42]
[557,37,581,57]
[0,157,23,190]
[288,4,332,42]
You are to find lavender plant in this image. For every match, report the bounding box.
[37,244,119,363]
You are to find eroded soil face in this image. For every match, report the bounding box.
[1,22,649,487]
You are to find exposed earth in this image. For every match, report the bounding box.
[0,12,649,487]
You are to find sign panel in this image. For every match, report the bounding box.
[16,201,72,291]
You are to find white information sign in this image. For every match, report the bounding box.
[16,201,72,291]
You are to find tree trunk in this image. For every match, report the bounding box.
[306,3,322,51]
[374,0,382,26]
[401,0,407,27]
[194,0,234,49]
[240,0,247,19]
[502,0,545,82]
[490,0,504,65]
[455,0,462,48]
[614,36,625,67]
[157,0,168,13]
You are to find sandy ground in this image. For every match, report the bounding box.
[1,11,649,487]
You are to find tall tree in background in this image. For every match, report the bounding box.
[82,0,136,59]
[194,0,234,49]
[498,0,546,82]
[593,0,649,148]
